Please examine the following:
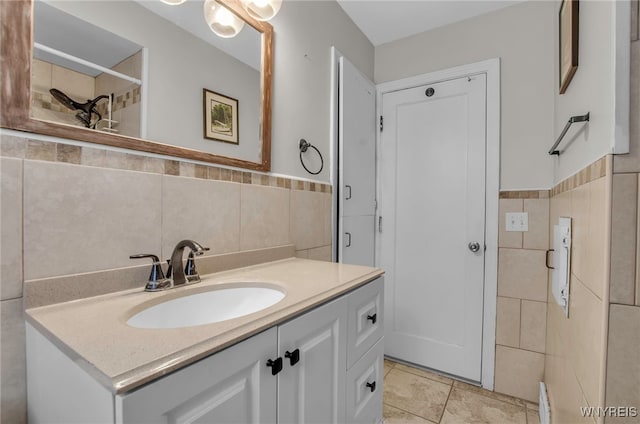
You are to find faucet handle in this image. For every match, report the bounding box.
[130,254,171,291]
[184,247,210,284]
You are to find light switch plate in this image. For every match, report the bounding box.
[505,212,528,232]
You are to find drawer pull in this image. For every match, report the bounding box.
[366,381,376,393]
[266,357,283,375]
[366,313,377,324]
[285,349,300,366]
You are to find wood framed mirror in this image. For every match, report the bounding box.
[0,0,273,172]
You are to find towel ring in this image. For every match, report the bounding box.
[299,139,323,175]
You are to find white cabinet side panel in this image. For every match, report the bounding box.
[26,323,114,424]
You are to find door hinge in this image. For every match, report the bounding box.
[378,216,382,233]
[379,116,383,132]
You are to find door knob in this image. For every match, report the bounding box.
[468,242,481,253]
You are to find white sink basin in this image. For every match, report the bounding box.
[127,286,286,329]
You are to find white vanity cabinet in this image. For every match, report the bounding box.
[27,277,384,424]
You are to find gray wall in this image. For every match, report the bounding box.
[375,1,556,190]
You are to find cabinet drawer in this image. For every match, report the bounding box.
[346,339,384,424]
[347,277,383,368]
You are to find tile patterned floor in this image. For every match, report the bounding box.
[383,359,541,424]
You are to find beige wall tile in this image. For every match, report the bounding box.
[496,296,520,348]
[240,185,290,250]
[51,64,95,101]
[584,177,609,300]
[1,298,26,424]
[307,245,332,262]
[0,134,26,158]
[295,249,309,259]
[571,184,590,287]
[323,192,333,246]
[523,199,549,250]
[162,176,240,259]
[545,351,593,424]
[605,304,640,424]
[31,59,52,93]
[499,199,524,248]
[23,161,162,280]
[610,174,638,305]
[1,158,23,300]
[291,190,328,250]
[520,300,546,353]
[494,345,544,403]
[498,248,548,301]
[569,278,605,408]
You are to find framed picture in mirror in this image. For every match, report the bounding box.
[559,0,579,94]
[203,89,239,144]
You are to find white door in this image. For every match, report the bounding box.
[379,74,487,382]
[277,297,348,424]
[338,56,376,266]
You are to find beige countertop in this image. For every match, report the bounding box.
[26,258,383,394]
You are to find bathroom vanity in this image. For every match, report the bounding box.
[25,258,384,423]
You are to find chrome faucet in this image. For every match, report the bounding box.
[130,239,209,292]
[169,239,208,286]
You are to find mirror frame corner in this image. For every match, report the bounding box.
[0,0,273,172]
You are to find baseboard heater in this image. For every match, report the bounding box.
[540,382,551,424]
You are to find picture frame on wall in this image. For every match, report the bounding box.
[203,88,239,144]
[559,0,579,94]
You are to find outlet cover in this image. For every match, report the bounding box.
[506,212,528,232]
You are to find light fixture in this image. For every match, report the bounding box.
[203,0,245,38]
[240,0,282,21]
[160,0,187,5]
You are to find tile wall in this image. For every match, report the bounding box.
[604,6,640,422]
[544,156,612,424]
[495,190,549,403]
[0,132,333,424]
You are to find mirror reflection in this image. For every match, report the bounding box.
[31,0,264,164]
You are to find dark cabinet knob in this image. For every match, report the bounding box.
[367,313,377,324]
[285,349,300,366]
[266,357,283,376]
[366,381,376,392]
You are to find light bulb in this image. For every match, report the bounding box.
[241,0,282,21]
[203,0,245,38]
[160,0,187,5]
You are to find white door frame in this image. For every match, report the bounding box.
[375,58,500,390]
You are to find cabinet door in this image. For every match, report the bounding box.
[341,215,375,267]
[278,297,348,424]
[117,327,277,424]
[346,339,384,424]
